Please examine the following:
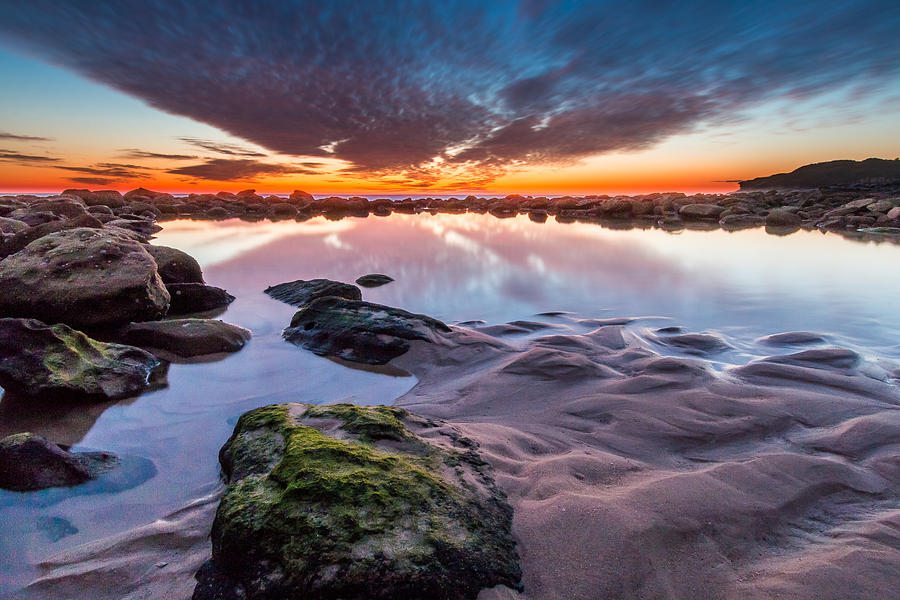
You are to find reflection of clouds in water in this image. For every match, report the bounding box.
[323,233,351,250]
[154,219,357,267]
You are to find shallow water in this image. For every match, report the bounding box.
[2,212,900,595]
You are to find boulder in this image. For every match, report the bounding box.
[355,273,394,288]
[0,432,118,491]
[61,189,126,208]
[145,245,204,284]
[0,318,159,400]
[264,278,361,307]
[888,206,900,220]
[765,209,802,228]
[288,190,315,205]
[679,204,725,220]
[0,228,170,327]
[867,199,896,213]
[0,216,28,234]
[166,283,235,315]
[283,297,450,364]
[118,319,251,357]
[0,213,104,259]
[192,403,521,600]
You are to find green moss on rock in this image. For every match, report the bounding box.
[195,403,521,600]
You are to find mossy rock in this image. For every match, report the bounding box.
[0,318,159,400]
[282,297,451,364]
[194,403,521,600]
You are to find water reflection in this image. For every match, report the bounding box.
[2,212,900,593]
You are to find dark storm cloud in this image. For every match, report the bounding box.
[0,132,53,141]
[167,158,313,181]
[0,150,61,163]
[0,1,898,184]
[178,137,266,158]
[120,149,198,160]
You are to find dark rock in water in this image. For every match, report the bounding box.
[61,189,126,208]
[765,209,802,228]
[166,283,235,315]
[355,273,394,288]
[0,318,158,400]
[264,278,361,307]
[758,331,827,346]
[283,297,450,364]
[145,245,204,284]
[0,432,119,491]
[193,403,521,600]
[679,203,724,220]
[118,319,251,357]
[0,227,170,328]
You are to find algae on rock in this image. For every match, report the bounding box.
[194,403,521,600]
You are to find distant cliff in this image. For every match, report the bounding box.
[740,158,900,190]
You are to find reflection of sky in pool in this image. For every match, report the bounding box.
[2,213,899,592]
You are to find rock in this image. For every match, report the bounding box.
[145,245,204,284]
[679,204,725,220]
[61,189,126,208]
[0,228,170,328]
[166,283,235,315]
[0,432,118,491]
[205,207,230,219]
[355,273,394,288]
[0,213,104,259]
[888,206,900,220]
[719,214,765,230]
[0,318,159,400]
[267,203,297,217]
[0,216,28,234]
[867,200,896,213]
[282,297,450,364]
[288,190,314,205]
[124,187,172,202]
[193,403,521,600]
[264,278,362,307]
[765,209,802,227]
[118,319,251,357]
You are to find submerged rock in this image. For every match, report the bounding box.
[0,227,170,328]
[166,283,235,315]
[283,297,451,364]
[193,403,521,600]
[118,319,251,357]
[145,245,204,284]
[264,278,362,307]
[0,432,119,491]
[355,273,394,288]
[0,318,159,400]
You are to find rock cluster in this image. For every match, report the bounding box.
[193,403,521,600]
[0,192,250,491]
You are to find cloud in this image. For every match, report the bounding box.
[68,176,114,185]
[0,132,53,141]
[0,149,61,162]
[178,137,266,157]
[0,1,898,185]
[55,163,149,178]
[120,149,198,160]
[167,158,313,181]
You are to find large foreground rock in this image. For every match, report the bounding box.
[0,228,170,328]
[283,297,451,364]
[118,319,251,357]
[264,278,361,307]
[193,403,521,600]
[0,432,118,491]
[0,318,159,400]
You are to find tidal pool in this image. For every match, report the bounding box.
[1,212,899,594]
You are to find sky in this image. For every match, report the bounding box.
[0,0,898,196]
